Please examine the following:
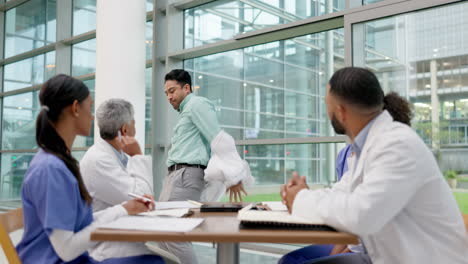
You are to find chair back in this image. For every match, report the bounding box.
[0,208,23,264]
[463,214,468,232]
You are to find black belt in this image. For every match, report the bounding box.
[168,163,206,172]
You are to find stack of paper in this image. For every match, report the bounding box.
[100,216,204,232]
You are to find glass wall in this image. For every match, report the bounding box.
[184,0,345,48]
[185,28,345,185]
[0,0,154,200]
[73,0,96,35]
[4,0,56,57]
[3,52,56,92]
[353,1,468,172]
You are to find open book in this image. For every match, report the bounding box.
[237,204,335,231]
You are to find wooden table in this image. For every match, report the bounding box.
[91,210,358,264]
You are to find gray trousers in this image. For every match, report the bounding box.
[158,167,205,264]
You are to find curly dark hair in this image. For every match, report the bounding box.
[383,91,412,126]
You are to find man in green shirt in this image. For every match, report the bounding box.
[158,69,248,263]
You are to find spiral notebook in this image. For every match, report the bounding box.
[237,204,335,231]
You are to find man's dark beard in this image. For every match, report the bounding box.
[331,114,346,135]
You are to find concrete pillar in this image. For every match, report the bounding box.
[95,0,147,145]
[430,59,440,151]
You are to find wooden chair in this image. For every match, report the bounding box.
[0,208,23,264]
[463,214,468,232]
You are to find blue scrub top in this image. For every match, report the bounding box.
[16,149,94,264]
[336,144,352,181]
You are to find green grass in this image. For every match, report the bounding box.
[454,192,468,214]
[220,193,282,202]
[221,192,468,214]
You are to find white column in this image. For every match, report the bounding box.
[95,0,146,145]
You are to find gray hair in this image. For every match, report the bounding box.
[96,99,134,140]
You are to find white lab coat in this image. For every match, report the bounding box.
[201,130,254,202]
[80,139,154,261]
[292,111,468,264]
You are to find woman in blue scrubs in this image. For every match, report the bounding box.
[279,92,412,264]
[16,74,164,264]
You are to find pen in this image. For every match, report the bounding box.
[187,200,204,206]
[128,193,152,203]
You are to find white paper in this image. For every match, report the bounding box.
[139,208,190,218]
[155,201,200,210]
[100,216,204,232]
[262,201,288,211]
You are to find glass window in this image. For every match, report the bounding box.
[185,0,345,48]
[146,0,153,12]
[4,0,56,58]
[145,67,152,148]
[363,0,386,4]
[240,143,344,186]
[185,29,343,141]
[3,51,56,92]
[72,39,96,76]
[0,152,36,200]
[73,0,96,35]
[2,93,40,150]
[185,28,344,185]
[146,21,153,61]
[353,1,468,173]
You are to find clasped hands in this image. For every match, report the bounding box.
[281,171,309,213]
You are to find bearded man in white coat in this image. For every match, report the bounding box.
[80,99,171,262]
[281,67,468,264]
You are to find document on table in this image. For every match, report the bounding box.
[99,216,204,232]
[139,208,192,218]
[262,201,288,211]
[155,201,200,210]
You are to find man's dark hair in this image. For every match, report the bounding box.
[329,67,384,109]
[383,92,412,126]
[165,69,192,92]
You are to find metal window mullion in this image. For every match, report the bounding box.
[0,0,5,154]
[235,136,348,146]
[56,0,72,75]
[168,16,344,60]
[0,0,29,12]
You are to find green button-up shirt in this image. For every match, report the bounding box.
[167,94,221,167]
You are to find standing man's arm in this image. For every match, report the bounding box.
[191,99,249,201]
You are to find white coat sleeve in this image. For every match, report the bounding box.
[90,155,153,205]
[204,130,254,188]
[292,136,425,236]
[49,205,127,261]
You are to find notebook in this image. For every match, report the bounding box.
[237,205,335,231]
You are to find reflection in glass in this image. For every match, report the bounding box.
[3,52,56,92]
[353,1,468,173]
[145,67,152,148]
[146,22,153,60]
[185,29,344,186]
[72,39,96,76]
[4,0,56,58]
[73,0,96,35]
[184,0,345,48]
[2,93,40,150]
[239,143,345,186]
[0,153,36,200]
[185,29,344,141]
